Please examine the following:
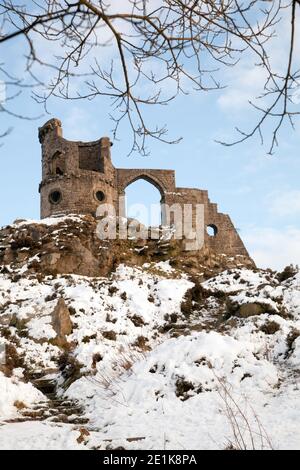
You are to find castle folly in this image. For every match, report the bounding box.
[39,118,250,259]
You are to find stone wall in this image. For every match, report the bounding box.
[38,118,252,261]
[39,120,117,219]
[116,168,176,198]
[78,141,104,172]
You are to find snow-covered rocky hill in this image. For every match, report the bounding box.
[0,217,299,450]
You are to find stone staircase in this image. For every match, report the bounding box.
[6,371,88,425]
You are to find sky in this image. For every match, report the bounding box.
[1,2,300,271]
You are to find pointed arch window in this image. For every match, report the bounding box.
[50,151,65,176]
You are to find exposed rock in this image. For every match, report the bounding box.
[0,314,11,327]
[0,215,255,280]
[102,330,117,341]
[260,321,281,335]
[238,303,267,318]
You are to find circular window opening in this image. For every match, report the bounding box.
[95,190,105,202]
[49,190,62,205]
[207,224,218,237]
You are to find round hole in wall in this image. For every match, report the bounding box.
[49,190,62,205]
[95,190,105,202]
[207,224,218,237]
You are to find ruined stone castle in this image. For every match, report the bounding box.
[38,118,251,260]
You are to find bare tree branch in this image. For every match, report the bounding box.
[0,1,299,154]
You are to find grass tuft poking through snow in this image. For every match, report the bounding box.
[0,264,300,449]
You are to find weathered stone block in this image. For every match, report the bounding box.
[51,298,73,338]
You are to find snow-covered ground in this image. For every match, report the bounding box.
[0,262,300,450]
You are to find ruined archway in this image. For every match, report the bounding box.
[118,171,168,197]
[116,169,175,223]
[124,177,163,227]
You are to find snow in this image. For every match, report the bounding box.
[10,214,83,228]
[1,264,300,449]
[203,268,274,293]
[289,337,300,367]
[0,422,85,450]
[0,371,44,420]
[27,316,56,341]
[143,260,175,274]
[65,331,281,450]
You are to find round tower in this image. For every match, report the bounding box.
[38,118,118,218]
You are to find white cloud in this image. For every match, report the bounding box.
[244,226,300,271]
[267,190,300,217]
[217,6,300,114]
[217,66,267,112]
[63,107,98,141]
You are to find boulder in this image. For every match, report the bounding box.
[238,303,266,318]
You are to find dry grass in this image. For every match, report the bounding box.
[13,400,27,410]
[213,371,273,450]
[86,348,148,408]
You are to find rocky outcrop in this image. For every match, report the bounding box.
[0,215,255,280]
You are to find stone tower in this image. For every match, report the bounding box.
[39,118,252,261]
[39,118,117,218]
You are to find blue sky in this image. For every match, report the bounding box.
[1,6,300,271]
